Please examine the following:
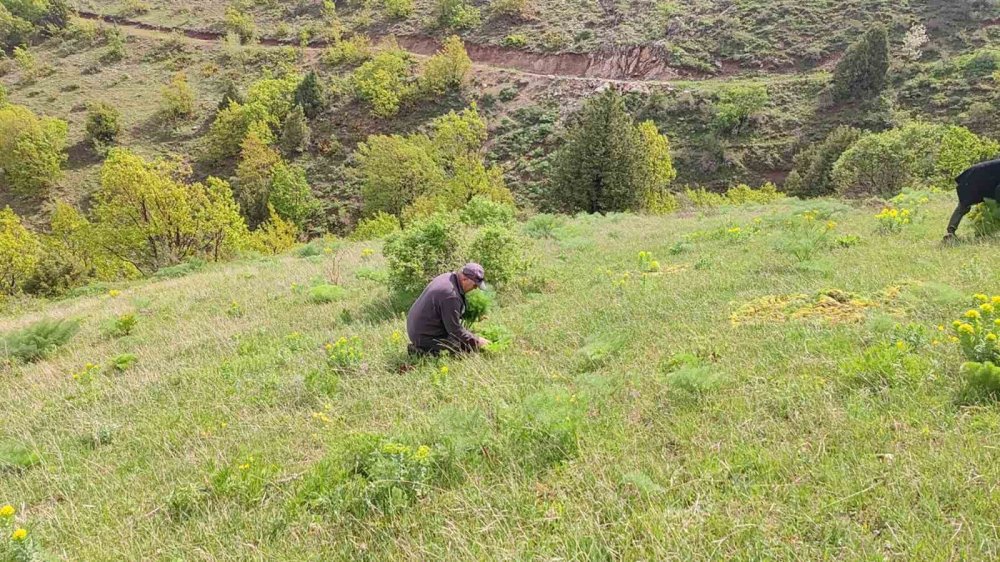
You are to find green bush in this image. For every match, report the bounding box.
[309,284,347,304]
[522,213,565,239]
[831,25,889,102]
[0,206,40,296]
[384,0,413,18]
[349,211,401,241]
[958,361,1000,404]
[478,323,512,353]
[321,35,373,67]
[0,103,68,195]
[491,0,528,18]
[110,353,137,372]
[352,49,412,118]
[295,434,449,517]
[279,105,311,154]
[785,126,863,198]
[293,71,325,119]
[160,72,195,120]
[968,199,1000,238]
[713,84,768,136]
[1,318,80,363]
[84,102,122,150]
[421,35,471,94]
[103,313,137,338]
[435,0,481,29]
[384,214,464,293]
[459,195,515,227]
[468,225,530,286]
[224,6,257,43]
[725,182,783,205]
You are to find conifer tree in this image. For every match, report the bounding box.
[831,26,890,102]
[293,71,324,118]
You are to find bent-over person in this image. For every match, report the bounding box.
[945,158,1000,240]
[406,263,490,356]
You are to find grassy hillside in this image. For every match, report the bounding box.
[5,195,1000,559]
[82,0,999,70]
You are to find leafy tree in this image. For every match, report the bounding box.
[468,225,529,285]
[352,48,412,117]
[203,73,299,162]
[430,104,487,160]
[0,5,33,50]
[549,88,653,213]
[383,213,464,293]
[435,0,481,29]
[84,102,122,150]
[293,70,325,118]
[831,25,890,102]
[93,149,249,274]
[321,35,372,67]
[269,161,319,229]
[218,81,244,111]
[784,126,862,197]
[356,133,446,216]
[384,0,413,18]
[934,125,1000,187]
[422,35,472,94]
[0,102,68,195]
[224,6,257,43]
[235,130,281,228]
[831,122,943,198]
[160,71,195,120]
[280,104,311,154]
[714,84,768,136]
[637,120,676,192]
[0,206,39,295]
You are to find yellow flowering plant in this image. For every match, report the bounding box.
[952,295,1000,363]
[325,336,364,374]
[874,207,913,234]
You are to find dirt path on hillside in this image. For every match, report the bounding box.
[77,11,835,86]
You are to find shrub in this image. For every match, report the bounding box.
[968,199,1000,238]
[785,126,863,198]
[459,196,515,227]
[421,35,471,94]
[831,25,889,102]
[503,33,528,48]
[832,122,944,198]
[713,84,768,136]
[94,149,250,274]
[491,0,528,18]
[269,162,318,229]
[384,0,413,18]
[309,284,347,304]
[435,0,481,29]
[0,206,40,295]
[468,225,529,286]
[0,103,68,195]
[110,353,137,372]
[349,211,401,241]
[103,26,127,62]
[295,434,448,517]
[873,207,913,234]
[105,313,137,338]
[958,361,1000,404]
[224,6,257,43]
[933,126,1000,189]
[279,104,311,154]
[725,182,782,204]
[84,102,122,150]
[383,214,464,293]
[203,74,300,162]
[352,49,412,117]
[550,89,657,213]
[218,81,244,111]
[321,35,372,67]
[160,71,195,120]
[522,213,565,239]
[1,318,80,363]
[293,71,325,118]
[478,323,512,353]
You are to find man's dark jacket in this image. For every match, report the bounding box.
[956,158,1000,207]
[406,272,477,353]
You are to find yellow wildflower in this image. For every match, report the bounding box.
[413,445,431,461]
[988,333,998,342]
[0,505,13,517]
[958,324,976,335]
[992,296,1000,306]
[937,325,945,332]
[965,309,981,320]
[825,221,837,230]
[439,365,449,375]
[981,303,995,314]
[895,340,906,351]
[239,463,250,470]
[108,290,121,298]
[950,336,960,343]
[975,294,989,303]
[11,528,27,541]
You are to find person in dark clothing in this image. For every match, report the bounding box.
[406,263,491,356]
[945,158,1000,240]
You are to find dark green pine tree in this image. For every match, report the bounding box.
[294,71,325,119]
[549,87,653,214]
[831,25,890,102]
[218,81,244,111]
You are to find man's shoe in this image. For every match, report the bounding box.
[942,232,958,244]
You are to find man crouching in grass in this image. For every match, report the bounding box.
[406,263,491,356]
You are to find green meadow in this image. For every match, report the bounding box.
[4,194,1000,560]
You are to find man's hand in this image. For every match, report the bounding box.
[476,337,491,349]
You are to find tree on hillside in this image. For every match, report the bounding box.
[0,206,40,295]
[0,102,68,195]
[235,130,282,229]
[218,81,244,111]
[831,26,890,102]
[280,105,311,155]
[160,71,196,120]
[93,149,249,274]
[549,88,655,213]
[293,71,325,118]
[85,102,122,151]
[714,84,769,136]
[422,35,472,94]
[784,125,863,198]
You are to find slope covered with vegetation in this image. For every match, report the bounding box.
[5,194,1000,559]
